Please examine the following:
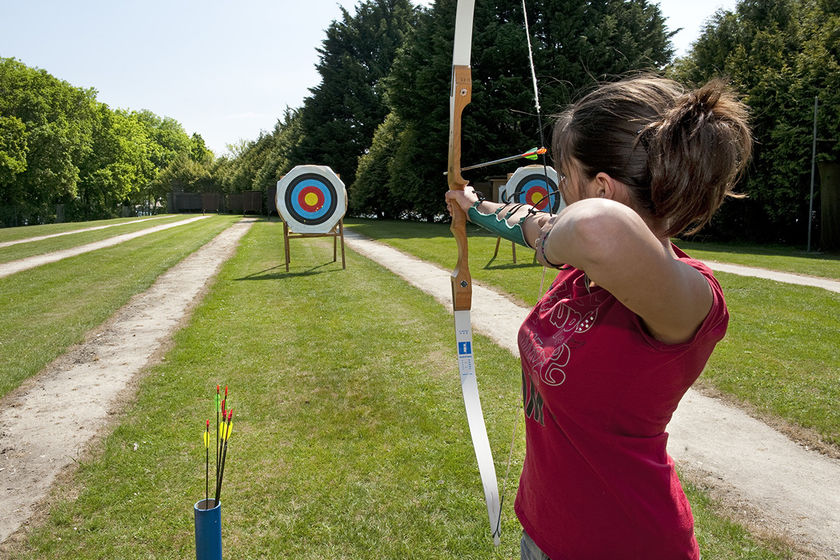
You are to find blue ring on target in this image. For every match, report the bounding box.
[284,173,338,226]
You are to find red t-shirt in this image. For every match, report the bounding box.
[514,246,728,559]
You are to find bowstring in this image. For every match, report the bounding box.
[522,0,555,301]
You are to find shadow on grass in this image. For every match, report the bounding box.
[483,256,541,271]
[235,261,338,281]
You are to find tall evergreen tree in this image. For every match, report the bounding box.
[352,112,404,217]
[252,108,304,194]
[290,0,418,187]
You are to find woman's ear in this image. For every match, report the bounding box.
[592,172,614,199]
[593,172,632,205]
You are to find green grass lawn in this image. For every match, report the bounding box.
[6,219,792,559]
[0,214,240,398]
[0,214,190,264]
[0,215,177,243]
[344,219,840,449]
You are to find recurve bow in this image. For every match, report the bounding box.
[446,0,502,547]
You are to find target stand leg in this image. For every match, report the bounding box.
[493,236,501,259]
[512,241,517,264]
[339,220,346,270]
[283,221,291,272]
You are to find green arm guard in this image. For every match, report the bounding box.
[467,202,531,248]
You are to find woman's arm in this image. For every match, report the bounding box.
[540,198,713,344]
[445,187,552,248]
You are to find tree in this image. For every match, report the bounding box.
[0,115,28,197]
[252,108,304,194]
[74,105,149,218]
[190,132,215,166]
[0,57,97,222]
[0,57,212,223]
[290,0,418,188]
[378,0,674,220]
[671,0,840,245]
[352,112,405,218]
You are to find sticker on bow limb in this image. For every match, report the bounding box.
[276,165,346,233]
[501,165,565,214]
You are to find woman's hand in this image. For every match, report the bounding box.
[444,186,480,216]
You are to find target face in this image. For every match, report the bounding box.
[501,166,565,214]
[276,165,346,233]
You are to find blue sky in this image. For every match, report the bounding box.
[0,1,737,156]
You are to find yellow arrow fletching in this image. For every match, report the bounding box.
[203,432,209,447]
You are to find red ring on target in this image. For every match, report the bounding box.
[526,186,550,209]
[500,166,566,215]
[298,186,325,213]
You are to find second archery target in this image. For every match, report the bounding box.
[276,165,347,234]
[500,165,565,214]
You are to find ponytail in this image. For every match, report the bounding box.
[552,75,752,236]
[644,79,752,236]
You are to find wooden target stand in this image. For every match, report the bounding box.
[492,235,522,263]
[276,165,348,272]
[281,218,346,272]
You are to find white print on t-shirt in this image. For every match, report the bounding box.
[531,281,603,386]
[537,304,597,386]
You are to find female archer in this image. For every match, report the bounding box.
[445,75,752,559]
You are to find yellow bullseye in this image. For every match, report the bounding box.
[304,192,320,207]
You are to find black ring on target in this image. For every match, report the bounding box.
[283,173,339,226]
[510,172,561,213]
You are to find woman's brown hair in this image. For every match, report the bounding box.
[552,75,752,236]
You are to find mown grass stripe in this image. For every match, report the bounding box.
[0,215,239,398]
[0,215,188,264]
[0,216,212,277]
[0,215,172,247]
[0,215,175,244]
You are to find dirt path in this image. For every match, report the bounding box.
[705,261,840,293]
[0,215,210,279]
[0,218,255,544]
[343,230,840,560]
[0,215,170,249]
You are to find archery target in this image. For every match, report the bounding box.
[500,165,565,214]
[276,165,346,233]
